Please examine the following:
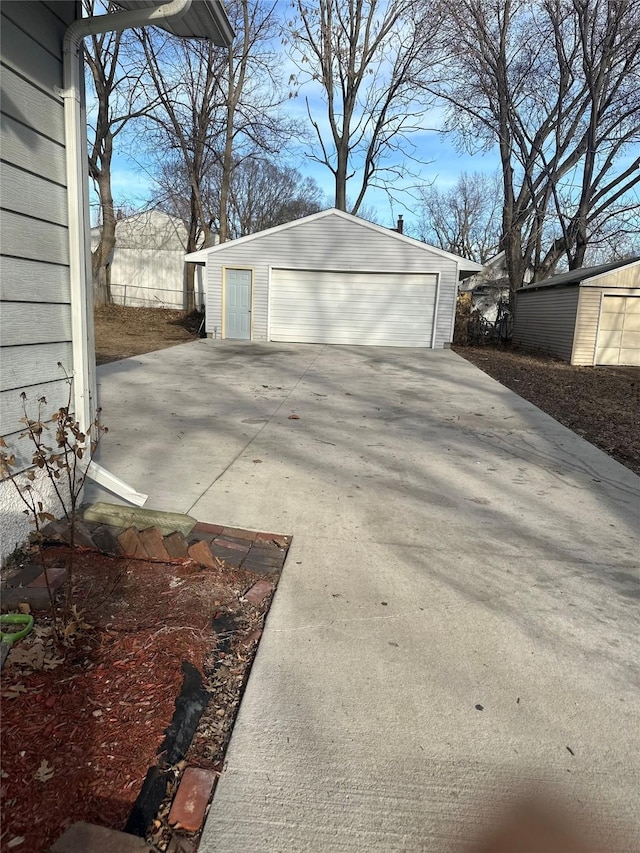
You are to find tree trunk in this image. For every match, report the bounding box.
[335,145,348,211]
[91,140,115,307]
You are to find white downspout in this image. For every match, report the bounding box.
[61,0,193,506]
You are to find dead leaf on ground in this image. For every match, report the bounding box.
[1,684,27,699]
[8,641,45,670]
[287,414,300,420]
[34,760,54,782]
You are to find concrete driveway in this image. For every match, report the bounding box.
[90,341,640,851]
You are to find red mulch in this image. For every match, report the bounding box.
[0,546,269,852]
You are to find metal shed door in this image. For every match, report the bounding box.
[269,269,437,346]
[596,296,640,366]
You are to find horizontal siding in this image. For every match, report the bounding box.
[513,286,579,361]
[0,13,64,92]
[205,214,458,347]
[1,302,72,346]
[0,209,69,265]
[1,114,66,184]
[0,257,71,303]
[1,2,72,65]
[206,261,224,337]
[572,289,600,365]
[1,342,74,390]
[1,377,72,437]
[0,0,77,527]
[0,161,67,226]
[0,65,65,144]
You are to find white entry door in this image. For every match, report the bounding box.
[225,269,252,340]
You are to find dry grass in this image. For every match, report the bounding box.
[94,304,202,365]
[455,344,640,476]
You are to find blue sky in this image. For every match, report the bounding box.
[102,111,500,232]
[92,22,502,232]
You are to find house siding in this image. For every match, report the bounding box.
[513,286,579,362]
[205,213,459,347]
[0,0,75,421]
[0,0,78,558]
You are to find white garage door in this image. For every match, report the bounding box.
[269,269,437,346]
[596,296,640,366]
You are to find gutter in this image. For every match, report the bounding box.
[60,0,195,506]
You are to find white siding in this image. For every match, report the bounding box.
[513,286,579,361]
[205,213,458,347]
[0,1,78,558]
[110,249,190,309]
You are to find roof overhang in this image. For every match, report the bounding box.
[518,257,640,293]
[113,0,233,45]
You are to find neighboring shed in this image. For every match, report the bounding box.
[513,258,640,366]
[90,210,206,309]
[185,209,482,347]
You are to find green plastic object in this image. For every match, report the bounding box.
[0,613,34,669]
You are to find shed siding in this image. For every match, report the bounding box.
[571,289,601,365]
[513,286,579,361]
[585,265,640,290]
[0,1,76,452]
[205,213,458,347]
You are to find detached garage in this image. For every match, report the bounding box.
[185,209,481,348]
[513,258,640,366]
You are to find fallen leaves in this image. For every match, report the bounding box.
[34,760,55,783]
[5,639,65,672]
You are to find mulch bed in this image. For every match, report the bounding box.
[0,545,276,852]
[454,345,640,476]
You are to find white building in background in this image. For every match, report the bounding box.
[91,210,209,310]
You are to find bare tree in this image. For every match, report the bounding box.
[136,0,298,311]
[136,30,227,310]
[417,172,501,262]
[434,0,640,292]
[154,154,324,237]
[84,2,148,306]
[225,159,324,236]
[216,0,300,242]
[286,0,444,214]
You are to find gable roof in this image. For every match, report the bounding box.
[185,208,483,274]
[519,257,639,292]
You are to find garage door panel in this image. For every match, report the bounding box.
[270,269,436,347]
[598,330,622,348]
[599,312,625,330]
[623,313,640,332]
[619,349,640,366]
[621,330,640,348]
[596,295,640,365]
